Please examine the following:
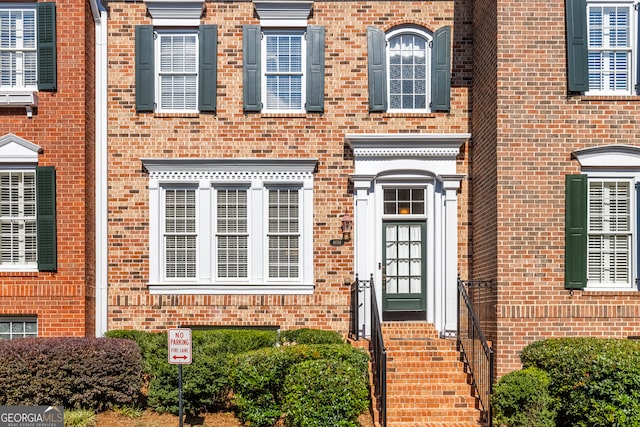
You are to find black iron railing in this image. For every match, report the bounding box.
[349,277,361,340]
[457,278,494,426]
[370,276,387,427]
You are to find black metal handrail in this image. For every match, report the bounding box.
[457,278,494,426]
[349,278,360,340]
[370,275,387,427]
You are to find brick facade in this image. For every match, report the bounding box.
[473,0,640,375]
[105,0,472,333]
[0,0,96,337]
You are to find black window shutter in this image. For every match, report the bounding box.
[367,26,387,112]
[199,25,218,112]
[243,25,262,112]
[36,166,56,272]
[305,26,325,113]
[135,25,155,112]
[37,3,56,92]
[566,0,589,92]
[565,174,587,289]
[431,26,451,112]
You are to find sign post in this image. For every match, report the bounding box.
[168,328,192,427]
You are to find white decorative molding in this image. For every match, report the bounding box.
[572,144,640,168]
[0,91,38,117]
[144,0,204,26]
[253,0,313,26]
[148,284,315,295]
[346,133,470,159]
[0,133,41,163]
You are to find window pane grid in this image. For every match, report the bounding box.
[216,189,248,279]
[587,180,631,285]
[388,34,427,110]
[0,8,37,89]
[264,33,303,110]
[158,33,198,111]
[0,171,36,265]
[0,318,37,340]
[164,188,197,279]
[383,187,426,215]
[267,189,300,279]
[587,5,632,93]
[385,224,423,294]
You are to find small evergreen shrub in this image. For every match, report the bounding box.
[230,344,369,427]
[492,367,556,427]
[64,409,96,427]
[283,359,369,427]
[520,337,640,426]
[0,337,142,411]
[107,329,278,415]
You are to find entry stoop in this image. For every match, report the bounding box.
[382,321,486,427]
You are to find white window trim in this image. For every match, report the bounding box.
[143,158,316,295]
[386,26,432,113]
[574,144,640,291]
[253,0,313,27]
[261,29,307,114]
[154,29,199,114]
[144,0,204,26]
[585,0,638,96]
[0,4,37,92]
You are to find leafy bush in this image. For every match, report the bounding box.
[107,329,277,415]
[0,337,142,411]
[520,337,640,426]
[279,328,345,345]
[64,409,96,427]
[283,359,369,427]
[492,367,556,427]
[230,344,369,427]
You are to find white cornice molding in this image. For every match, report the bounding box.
[142,158,317,173]
[346,133,470,158]
[144,0,204,26]
[572,144,640,168]
[0,133,41,163]
[253,0,313,26]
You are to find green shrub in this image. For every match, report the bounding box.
[520,337,640,426]
[492,367,556,427]
[283,359,369,427]
[279,328,345,345]
[0,338,142,411]
[230,344,369,427]
[107,329,277,415]
[64,409,96,427]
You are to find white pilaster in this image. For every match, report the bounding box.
[441,175,464,335]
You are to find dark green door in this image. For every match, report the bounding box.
[382,221,426,319]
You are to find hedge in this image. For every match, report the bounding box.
[0,337,142,411]
[514,337,640,427]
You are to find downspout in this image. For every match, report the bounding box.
[91,0,108,336]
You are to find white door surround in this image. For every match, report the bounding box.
[346,133,469,337]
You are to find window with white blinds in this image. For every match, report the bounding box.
[0,171,36,266]
[157,31,198,112]
[164,187,197,279]
[268,188,299,279]
[0,6,37,89]
[263,30,305,112]
[216,188,248,279]
[587,180,631,286]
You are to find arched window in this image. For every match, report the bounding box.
[386,27,430,111]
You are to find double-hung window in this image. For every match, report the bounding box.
[367,25,451,112]
[0,6,36,90]
[157,31,198,112]
[263,30,305,112]
[0,2,56,101]
[566,0,640,94]
[135,25,217,113]
[566,145,640,291]
[0,134,56,273]
[145,159,315,294]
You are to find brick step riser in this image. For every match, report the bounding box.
[387,414,481,423]
[386,398,477,407]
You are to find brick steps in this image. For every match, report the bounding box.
[380,321,485,427]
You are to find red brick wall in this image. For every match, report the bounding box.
[473,0,640,376]
[106,1,473,332]
[0,0,95,337]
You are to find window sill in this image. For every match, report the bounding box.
[382,112,437,118]
[0,270,39,277]
[153,112,200,118]
[148,283,315,295]
[580,95,640,102]
[258,112,312,118]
